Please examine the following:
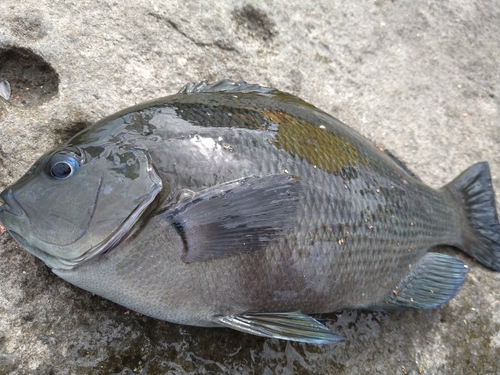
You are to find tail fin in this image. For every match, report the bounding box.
[446,162,500,271]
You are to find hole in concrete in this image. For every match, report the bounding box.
[0,46,59,107]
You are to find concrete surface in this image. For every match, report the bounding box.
[0,1,499,374]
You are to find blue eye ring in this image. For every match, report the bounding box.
[46,149,83,180]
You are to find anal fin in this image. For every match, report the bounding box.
[215,312,343,344]
[370,253,469,310]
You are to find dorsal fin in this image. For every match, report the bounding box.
[178,79,278,97]
[382,148,422,182]
[178,79,316,110]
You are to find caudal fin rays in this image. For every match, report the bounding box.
[445,162,500,271]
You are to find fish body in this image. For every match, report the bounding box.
[1,80,499,343]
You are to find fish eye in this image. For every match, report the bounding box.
[46,152,81,180]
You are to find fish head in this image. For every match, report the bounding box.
[0,142,162,271]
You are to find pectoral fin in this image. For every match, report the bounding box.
[369,252,469,310]
[215,312,343,344]
[164,174,304,263]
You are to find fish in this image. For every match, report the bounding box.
[0,79,499,344]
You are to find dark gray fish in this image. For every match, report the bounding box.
[1,80,499,344]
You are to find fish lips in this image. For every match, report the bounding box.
[0,188,26,217]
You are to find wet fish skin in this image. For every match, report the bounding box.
[0,80,499,344]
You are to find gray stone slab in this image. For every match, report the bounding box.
[0,1,499,374]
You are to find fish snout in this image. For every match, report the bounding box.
[0,188,26,217]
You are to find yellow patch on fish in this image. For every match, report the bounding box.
[261,110,363,173]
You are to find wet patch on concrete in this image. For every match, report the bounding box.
[53,120,92,145]
[9,15,47,41]
[233,5,276,42]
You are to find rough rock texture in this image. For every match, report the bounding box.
[0,1,499,374]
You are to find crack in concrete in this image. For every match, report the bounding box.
[147,12,236,52]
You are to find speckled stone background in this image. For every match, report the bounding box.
[0,1,499,374]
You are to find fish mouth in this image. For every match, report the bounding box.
[0,188,26,217]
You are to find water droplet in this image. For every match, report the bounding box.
[175,189,196,203]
